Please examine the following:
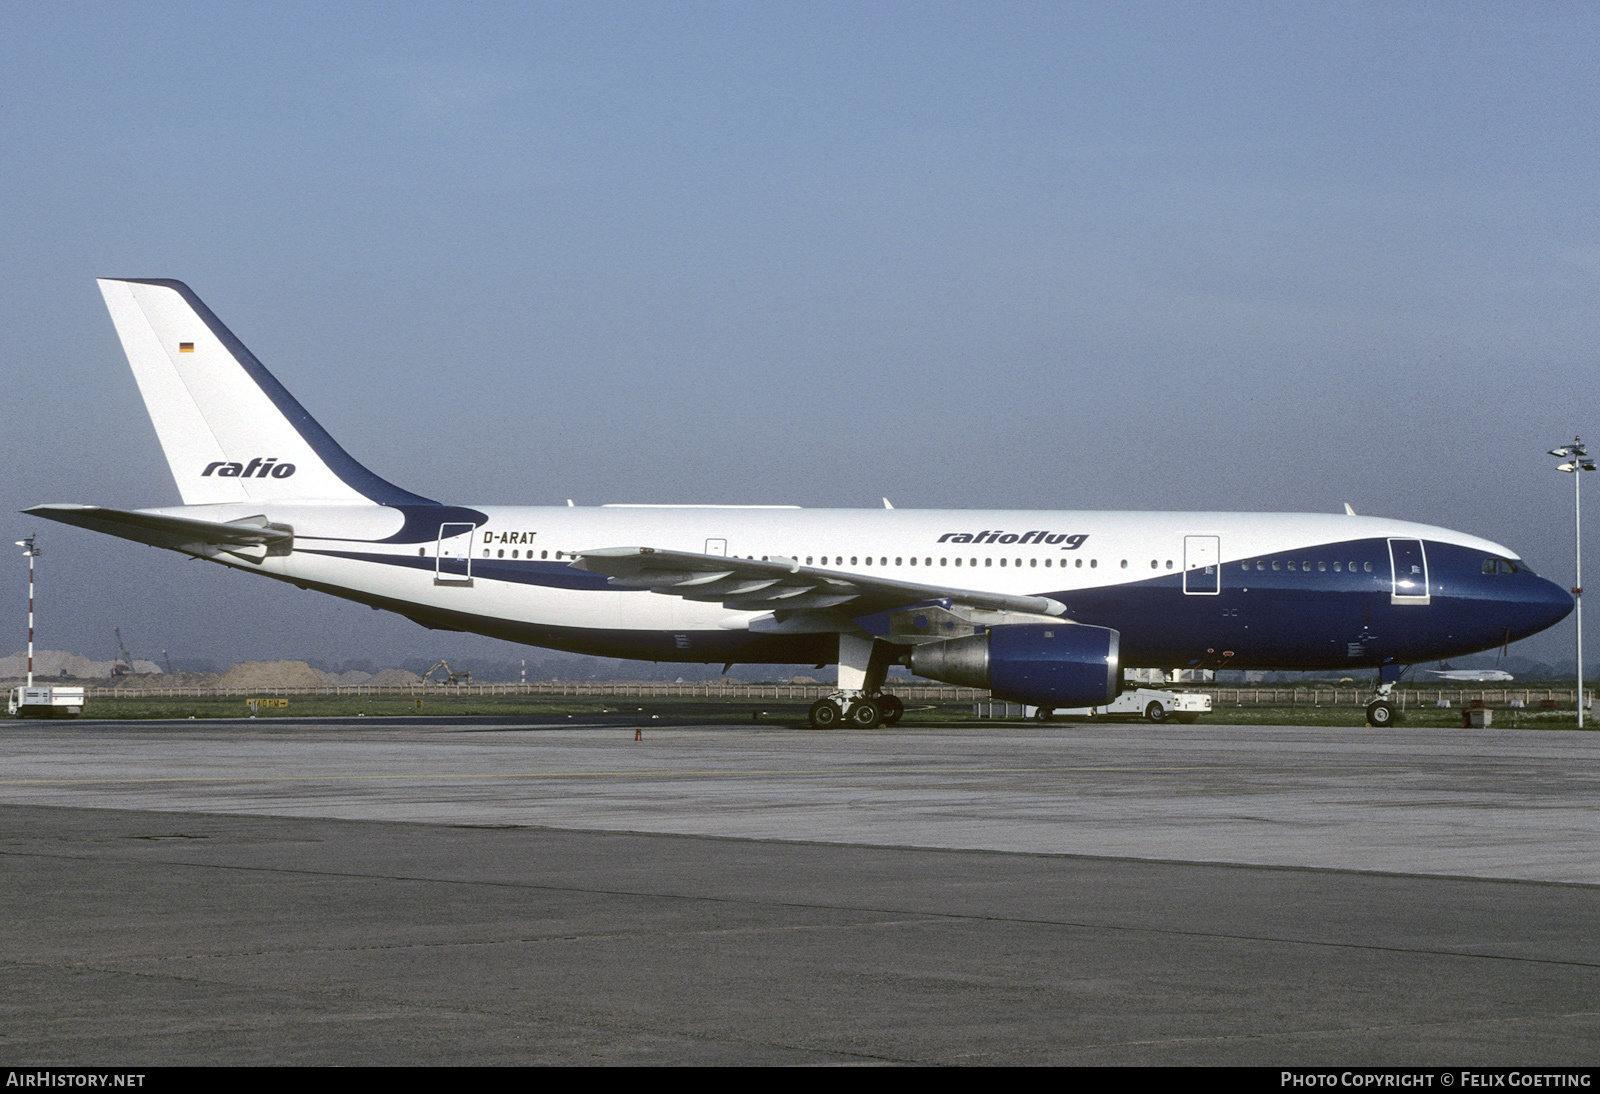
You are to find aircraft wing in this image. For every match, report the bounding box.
[24,504,292,560]
[572,546,1066,619]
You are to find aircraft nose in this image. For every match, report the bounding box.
[1519,574,1575,637]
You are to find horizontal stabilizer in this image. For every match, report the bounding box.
[26,504,292,561]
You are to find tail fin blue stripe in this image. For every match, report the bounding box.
[120,279,438,507]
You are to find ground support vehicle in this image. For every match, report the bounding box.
[1039,687,1211,724]
[9,686,86,718]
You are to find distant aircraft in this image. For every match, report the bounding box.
[1424,663,1515,683]
[27,279,1573,728]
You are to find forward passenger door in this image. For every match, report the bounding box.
[1388,539,1429,605]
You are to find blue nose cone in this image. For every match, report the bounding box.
[1512,574,1576,641]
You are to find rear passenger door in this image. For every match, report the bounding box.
[1183,535,1220,595]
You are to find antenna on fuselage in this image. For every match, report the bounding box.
[1343,503,1357,515]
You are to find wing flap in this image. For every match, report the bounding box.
[572,546,1066,619]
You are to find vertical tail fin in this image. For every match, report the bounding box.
[97,278,435,507]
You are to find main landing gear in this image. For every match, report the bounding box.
[808,693,904,729]
[807,634,905,729]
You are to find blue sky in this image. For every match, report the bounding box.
[2,3,1597,668]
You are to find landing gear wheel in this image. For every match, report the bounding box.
[878,695,904,725]
[1144,701,1167,723]
[809,699,842,728]
[1033,707,1055,722]
[847,699,881,728]
[1365,700,1397,728]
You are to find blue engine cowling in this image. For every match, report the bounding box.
[907,623,1122,707]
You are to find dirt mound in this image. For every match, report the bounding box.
[317,670,374,685]
[0,650,162,680]
[367,668,423,686]
[218,661,328,689]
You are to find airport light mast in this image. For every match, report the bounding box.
[1549,440,1595,728]
[15,536,39,688]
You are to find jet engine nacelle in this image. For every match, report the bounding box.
[908,623,1122,707]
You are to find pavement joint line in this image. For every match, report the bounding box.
[7,847,1600,973]
[52,917,956,962]
[0,763,1420,786]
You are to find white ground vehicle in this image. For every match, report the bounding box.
[1035,687,1211,724]
[9,686,86,718]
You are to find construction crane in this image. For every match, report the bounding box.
[420,660,471,685]
[112,627,135,676]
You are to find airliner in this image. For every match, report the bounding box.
[28,279,1573,728]
[1424,663,1517,683]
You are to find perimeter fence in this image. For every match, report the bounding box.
[68,680,1591,708]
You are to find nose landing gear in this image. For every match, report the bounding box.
[1364,678,1403,727]
[1365,698,1398,727]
